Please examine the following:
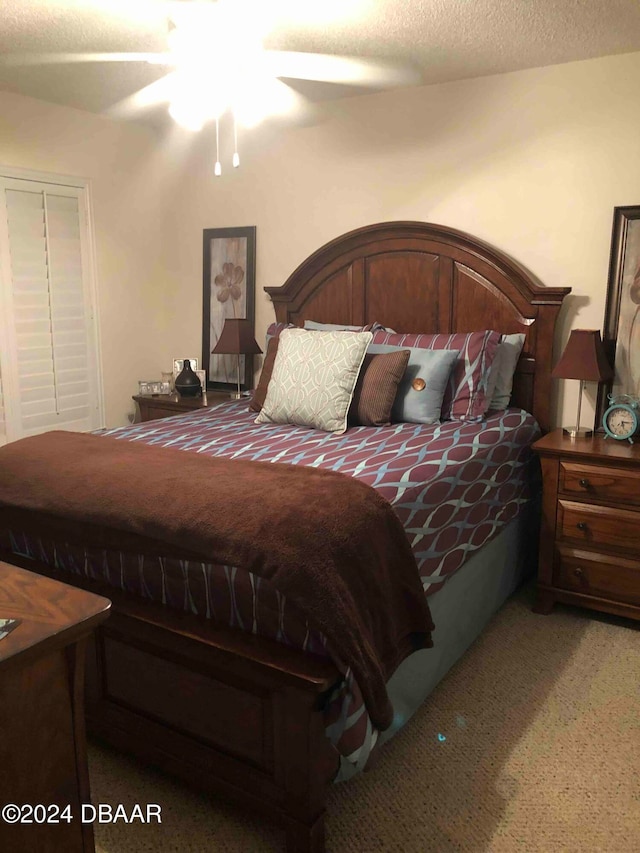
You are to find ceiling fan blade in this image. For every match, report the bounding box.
[235,77,319,129]
[106,73,178,119]
[265,51,422,88]
[0,52,172,67]
[266,79,320,126]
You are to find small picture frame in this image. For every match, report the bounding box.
[173,357,199,380]
[138,380,170,396]
[195,369,206,390]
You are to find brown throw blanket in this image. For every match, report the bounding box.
[0,431,433,730]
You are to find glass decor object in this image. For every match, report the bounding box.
[174,359,202,397]
[161,371,174,392]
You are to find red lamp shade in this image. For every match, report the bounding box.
[211,318,262,400]
[552,329,613,439]
[551,329,613,382]
[211,318,262,356]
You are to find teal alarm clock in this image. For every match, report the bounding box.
[602,394,640,443]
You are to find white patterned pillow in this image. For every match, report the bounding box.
[255,328,372,433]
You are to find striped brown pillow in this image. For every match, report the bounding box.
[349,349,410,426]
[249,335,279,413]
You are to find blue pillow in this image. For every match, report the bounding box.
[368,344,460,424]
[303,320,365,331]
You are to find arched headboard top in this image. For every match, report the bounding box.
[265,221,570,432]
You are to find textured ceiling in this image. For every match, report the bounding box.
[2,0,640,121]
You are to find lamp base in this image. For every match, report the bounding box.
[562,426,593,440]
[229,391,243,400]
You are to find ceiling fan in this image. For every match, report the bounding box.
[1,0,420,174]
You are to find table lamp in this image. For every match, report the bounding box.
[551,329,613,439]
[211,318,262,400]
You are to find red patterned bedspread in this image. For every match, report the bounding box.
[5,400,539,771]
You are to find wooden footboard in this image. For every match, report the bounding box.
[0,553,341,853]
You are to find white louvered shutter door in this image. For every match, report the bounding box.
[0,177,101,441]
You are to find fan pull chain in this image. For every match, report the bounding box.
[232,111,240,168]
[214,116,222,176]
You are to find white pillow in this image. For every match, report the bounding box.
[255,328,372,433]
[487,333,526,410]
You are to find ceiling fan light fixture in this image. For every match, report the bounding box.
[168,69,226,130]
[168,103,203,131]
[167,0,266,71]
[8,0,413,180]
[164,0,270,138]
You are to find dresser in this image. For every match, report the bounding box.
[532,430,640,620]
[133,391,230,422]
[0,562,111,852]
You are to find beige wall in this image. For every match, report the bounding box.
[0,89,187,427]
[3,50,640,430]
[165,50,640,430]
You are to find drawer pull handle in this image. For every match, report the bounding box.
[576,522,588,531]
[579,478,590,488]
[574,567,584,577]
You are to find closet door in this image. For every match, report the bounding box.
[0,177,102,444]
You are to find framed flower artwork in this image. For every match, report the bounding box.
[202,226,256,392]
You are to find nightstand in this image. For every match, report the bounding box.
[532,429,640,620]
[132,391,231,423]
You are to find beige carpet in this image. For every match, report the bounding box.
[90,584,640,853]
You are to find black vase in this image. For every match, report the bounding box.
[174,359,202,397]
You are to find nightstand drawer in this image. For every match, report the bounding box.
[558,499,640,554]
[556,546,640,606]
[133,393,226,423]
[560,462,640,507]
[145,406,183,421]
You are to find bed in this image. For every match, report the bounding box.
[0,221,569,852]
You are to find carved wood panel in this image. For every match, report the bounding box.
[289,265,355,326]
[363,252,445,331]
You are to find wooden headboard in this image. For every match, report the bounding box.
[265,221,570,433]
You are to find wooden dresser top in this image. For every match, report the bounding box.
[533,429,640,466]
[0,561,110,670]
